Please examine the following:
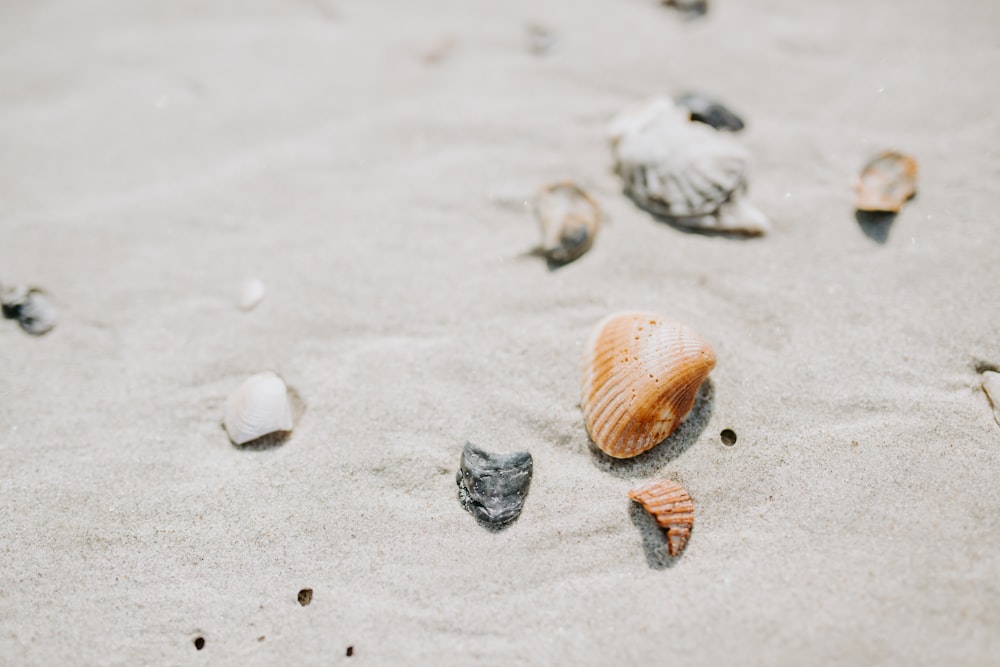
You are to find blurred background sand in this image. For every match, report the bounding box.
[1,0,999,664]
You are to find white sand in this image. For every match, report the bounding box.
[2,0,999,664]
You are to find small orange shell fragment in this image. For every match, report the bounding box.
[628,479,694,556]
[854,150,918,213]
[581,311,716,458]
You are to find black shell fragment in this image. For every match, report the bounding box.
[456,443,533,527]
[1,286,57,336]
[674,93,745,132]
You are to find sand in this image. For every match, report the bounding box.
[1,0,999,664]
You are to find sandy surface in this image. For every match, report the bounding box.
[2,0,999,664]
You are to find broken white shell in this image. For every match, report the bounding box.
[223,372,293,445]
[609,96,769,235]
[237,278,265,311]
[535,182,601,265]
[982,371,1000,427]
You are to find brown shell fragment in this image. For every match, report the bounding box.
[535,182,601,265]
[854,150,918,213]
[581,311,716,458]
[629,479,694,557]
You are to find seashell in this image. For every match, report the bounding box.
[628,478,694,556]
[525,23,557,56]
[422,36,457,65]
[223,372,294,446]
[662,0,708,16]
[581,311,715,458]
[535,182,601,265]
[854,150,918,213]
[456,442,533,527]
[0,285,57,336]
[674,92,745,132]
[982,371,1000,427]
[609,96,769,235]
[237,278,265,311]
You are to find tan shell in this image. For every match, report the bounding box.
[223,372,293,445]
[628,479,694,556]
[536,182,601,265]
[854,150,918,212]
[982,371,1000,427]
[581,311,716,458]
[609,96,769,235]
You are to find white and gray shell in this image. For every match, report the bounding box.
[609,96,769,235]
[1,285,57,336]
[223,372,293,445]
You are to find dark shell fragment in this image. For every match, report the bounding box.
[456,442,533,527]
[1,285,57,336]
[674,93,745,132]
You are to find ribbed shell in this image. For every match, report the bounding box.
[223,372,293,445]
[628,479,694,556]
[854,150,918,212]
[536,182,601,265]
[609,96,768,235]
[612,99,747,218]
[581,311,715,458]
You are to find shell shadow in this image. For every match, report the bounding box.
[520,246,584,272]
[588,378,714,479]
[629,501,682,569]
[973,359,1000,374]
[630,196,762,240]
[854,210,896,244]
[234,430,292,451]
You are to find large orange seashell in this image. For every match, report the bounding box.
[628,479,694,556]
[854,150,918,213]
[581,312,715,458]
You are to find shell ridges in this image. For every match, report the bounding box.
[582,311,715,458]
[628,478,694,556]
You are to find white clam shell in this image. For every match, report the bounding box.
[609,95,769,235]
[982,371,1000,427]
[223,372,293,445]
[237,278,265,311]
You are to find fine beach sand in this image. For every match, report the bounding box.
[2,0,999,664]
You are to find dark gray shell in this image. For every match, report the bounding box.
[674,93,745,132]
[456,443,533,527]
[1,286,57,336]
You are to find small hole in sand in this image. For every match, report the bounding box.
[298,588,313,606]
[193,637,205,651]
[346,645,354,657]
[721,429,737,446]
